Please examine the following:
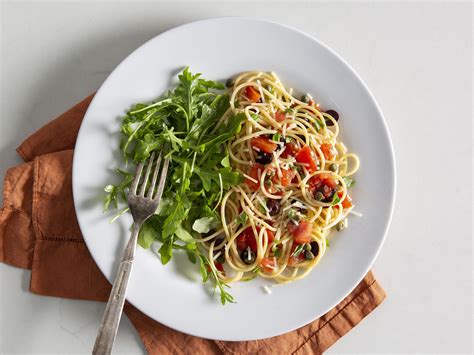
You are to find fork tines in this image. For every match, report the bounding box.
[129,151,169,201]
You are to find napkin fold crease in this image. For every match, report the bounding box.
[0,94,386,354]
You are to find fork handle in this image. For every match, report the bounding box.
[93,223,140,355]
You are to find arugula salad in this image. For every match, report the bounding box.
[104,68,243,304]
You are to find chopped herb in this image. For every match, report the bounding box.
[287,208,297,219]
[291,244,305,257]
[326,239,330,247]
[251,113,259,120]
[287,208,301,222]
[331,192,341,205]
[342,176,356,188]
[284,107,294,114]
[314,119,323,131]
[272,133,281,142]
[272,244,282,257]
[235,211,247,226]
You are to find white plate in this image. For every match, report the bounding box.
[73,17,395,341]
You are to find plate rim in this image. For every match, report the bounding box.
[72,16,396,341]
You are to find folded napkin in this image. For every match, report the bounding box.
[0,94,386,354]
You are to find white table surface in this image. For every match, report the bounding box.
[0,1,472,354]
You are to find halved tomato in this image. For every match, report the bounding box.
[251,136,278,153]
[290,220,313,244]
[337,191,353,209]
[274,111,286,122]
[214,262,224,272]
[273,168,297,186]
[260,257,276,273]
[287,243,305,266]
[265,229,275,244]
[245,86,261,103]
[309,173,338,200]
[320,143,336,160]
[281,141,299,158]
[245,164,264,191]
[236,227,258,252]
[295,145,318,172]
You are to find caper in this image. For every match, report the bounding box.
[336,220,346,231]
[304,250,315,260]
[216,254,226,264]
[314,191,324,201]
[226,78,235,88]
[329,163,338,172]
[304,243,312,251]
[241,249,256,265]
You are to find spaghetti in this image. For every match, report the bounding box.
[197,71,360,285]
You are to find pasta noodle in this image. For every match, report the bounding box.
[197,71,360,285]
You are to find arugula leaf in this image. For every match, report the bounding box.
[220,154,230,168]
[175,223,195,244]
[159,235,174,264]
[104,68,243,304]
[138,220,159,249]
[192,216,219,234]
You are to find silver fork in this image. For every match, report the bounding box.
[93,151,169,355]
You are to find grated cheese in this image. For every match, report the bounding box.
[350,210,363,217]
[272,152,283,178]
[263,285,272,294]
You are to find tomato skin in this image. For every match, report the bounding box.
[236,234,247,251]
[215,262,225,272]
[278,168,297,186]
[291,220,313,244]
[265,229,275,244]
[236,227,258,252]
[261,257,276,273]
[320,143,336,160]
[251,136,278,153]
[245,164,264,191]
[295,145,318,172]
[245,86,261,102]
[287,243,305,266]
[281,141,299,158]
[337,191,353,208]
[274,111,286,122]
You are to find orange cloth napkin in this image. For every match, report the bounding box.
[0,95,386,354]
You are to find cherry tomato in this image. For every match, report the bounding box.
[251,136,278,153]
[291,220,313,244]
[295,145,318,172]
[261,257,276,273]
[274,111,286,122]
[245,86,261,102]
[280,141,299,158]
[320,143,336,160]
[245,164,264,191]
